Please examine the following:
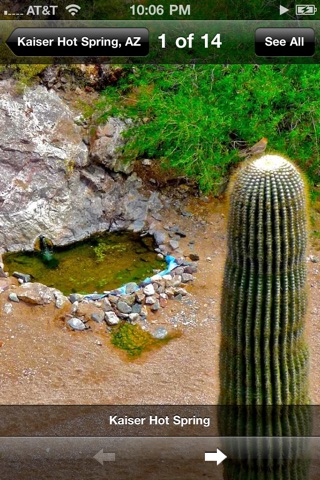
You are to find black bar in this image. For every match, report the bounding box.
[0,406,316,437]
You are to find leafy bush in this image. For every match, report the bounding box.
[98,65,320,195]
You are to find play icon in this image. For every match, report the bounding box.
[280,5,289,15]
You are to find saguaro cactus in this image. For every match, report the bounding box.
[219,155,311,479]
[220,154,309,406]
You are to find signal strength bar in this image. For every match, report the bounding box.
[4,11,24,16]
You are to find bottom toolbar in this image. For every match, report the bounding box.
[0,436,319,479]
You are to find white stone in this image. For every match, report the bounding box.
[105,311,120,326]
[4,302,12,314]
[143,284,155,296]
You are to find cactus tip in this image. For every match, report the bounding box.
[252,154,291,172]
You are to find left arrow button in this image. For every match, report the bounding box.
[93,449,116,465]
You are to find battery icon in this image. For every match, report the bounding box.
[296,4,317,15]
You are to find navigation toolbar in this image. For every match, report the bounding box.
[0,20,319,64]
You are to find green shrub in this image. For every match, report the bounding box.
[97,65,320,195]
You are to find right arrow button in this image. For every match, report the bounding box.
[205,449,227,465]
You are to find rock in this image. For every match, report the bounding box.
[8,292,19,303]
[71,301,78,314]
[206,257,212,262]
[145,296,156,305]
[188,253,200,261]
[176,258,192,266]
[76,302,103,321]
[150,300,160,311]
[83,293,103,301]
[0,278,10,293]
[142,158,152,166]
[174,287,188,296]
[153,230,167,246]
[164,276,174,287]
[165,287,175,298]
[309,255,319,263]
[159,297,167,308]
[150,274,162,282]
[172,275,182,287]
[69,293,83,304]
[169,240,179,250]
[0,82,164,252]
[169,232,180,240]
[153,278,165,289]
[129,313,140,322]
[102,298,113,312]
[16,282,54,305]
[152,212,162,221]
[152,327,168,339]
[90,118,134,174]
[125,282,139,294]
[117,300,132,314]
[67,317,86,331]
[143,284,155,296]
[105,311,120,326]
[135,290,145,303]
[181,210,193,217]
[181,273,194,283]
[173,228,186,238]
[156,284,166,294]
[107,295,119,305]
[3,302,12,314]
[162,274,172,281]
[13,272,31,283]
[41,65,124,92]
[0,266,8,278]
[170,266,184,276]
[53,290,70,309]
[91,312,105,324]
[131,303,142,314]
[140,306,148,318]
[183,265,198,274]
[120,294,136,306]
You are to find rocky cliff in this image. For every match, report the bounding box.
[0,80,161,252]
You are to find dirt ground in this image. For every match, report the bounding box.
[0,196,319,406]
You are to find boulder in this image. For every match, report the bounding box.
[0,81,163,252]
[90,117,134,174]
[0,278,10,294]
[16,282,55,305]
[117,300,132,314]
[67,317,87,331]
[91,312,105,324]
[105,311,120,326]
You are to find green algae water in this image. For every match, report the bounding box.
[111,323,181,359]
[4,233,165,295]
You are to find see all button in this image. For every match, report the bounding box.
[255,28,315,56]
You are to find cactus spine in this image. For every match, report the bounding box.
[220,155,309,405]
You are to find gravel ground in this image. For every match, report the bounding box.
[0,196,319,405]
